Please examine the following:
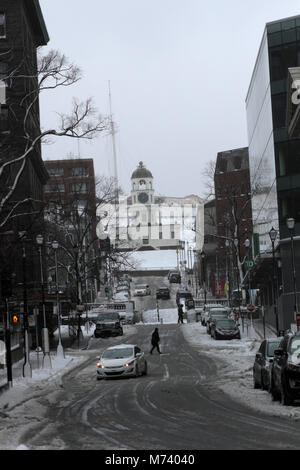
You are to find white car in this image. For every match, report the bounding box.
[202,304,223,326]
[96,344,148,380]
[133,284,151,296]
[114,292,129,301]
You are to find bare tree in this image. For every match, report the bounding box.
[0,50,109,232]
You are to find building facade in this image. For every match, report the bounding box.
[0,0,49,360]
[246,15,300,330]
[43,158,99,304]
[99,162,204,262]
[214,148,253,300]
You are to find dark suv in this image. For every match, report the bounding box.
[156,287,170,300]
[270,332,300,405]
[94,311,123,338]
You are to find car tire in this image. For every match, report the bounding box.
[270,376,280,401]
[261,372,268,391]
[135,364,140,377]
[281,378,294,406]
[143,361,148,376]
[253,373,261,389]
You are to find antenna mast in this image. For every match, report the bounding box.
[108,81,119,241]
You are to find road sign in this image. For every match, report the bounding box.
[247,304,255,312]
[245,260,254,269]
[296,313,300,327]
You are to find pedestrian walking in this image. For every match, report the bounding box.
[150,327,161,354]
[178,304,184,324]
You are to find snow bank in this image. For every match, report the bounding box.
[182,322,300,420]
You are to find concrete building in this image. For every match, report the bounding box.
[99,162,204,266]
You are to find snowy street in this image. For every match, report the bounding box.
[1,307,300,450]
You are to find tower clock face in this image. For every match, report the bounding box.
[138,192,149,204]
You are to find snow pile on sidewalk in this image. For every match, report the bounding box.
[182,322,300,420]
[138,308,179,324]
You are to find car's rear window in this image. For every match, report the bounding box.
[97,312,119,321]
[215,320,236,328]
[267,341,281,357]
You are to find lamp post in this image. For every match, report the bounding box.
[286,218,298,331]
[269,227,279,336]
[244,238,251,304]
[234,238,242,322]
[201,251,207,305]
[225,239,231,307]
[36,235,52,368]
[244,238,254,332]
[52,241,64,358]
[20,235,32,378]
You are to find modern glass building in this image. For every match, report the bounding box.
[246,15,300,330]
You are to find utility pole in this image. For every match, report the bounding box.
[108,81,119,242]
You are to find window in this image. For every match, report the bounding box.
[70,167,89,177]
[0,14,6,39]
[48,167,64,177]
[44,183,65,193]
[70,182,89,193]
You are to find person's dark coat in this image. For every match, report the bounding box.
[151,328,160,345]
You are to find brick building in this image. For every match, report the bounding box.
[43,159,99,303]
[0,0,49,361]
[214,147,253,299]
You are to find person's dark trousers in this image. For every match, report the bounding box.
[150,343,161,354]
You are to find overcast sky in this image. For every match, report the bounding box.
[39,0,300,198]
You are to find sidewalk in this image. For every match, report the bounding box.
[0,324,92,393]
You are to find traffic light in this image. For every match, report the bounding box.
[12,315,19,324]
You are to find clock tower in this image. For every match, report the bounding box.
[131,162,154,205]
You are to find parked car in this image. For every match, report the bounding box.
[270,332,300,405]
[176,289,193,306]
[94,311,123,338]
[253,337,282,390]
[206,309,230,334]
[133,284,151,296]
[210,318,241,340]
[114,292,129,301]
[204,307,229,329]
[96,344,147,380]
[116,285,130,293]
[200,304,221,326]
[168,271,181,283]
[156,287,171,300]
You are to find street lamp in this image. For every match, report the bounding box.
[52,241,64,358]
[269,227,279,336]
[36,235,52,368]
[286,218,298,331]
[201,251,207,305]
[244,238,251,304]
[234,238,242,320]
[225,239,231,307]
[19,233,32,378]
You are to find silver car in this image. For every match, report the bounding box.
[133,284,151,296]
[96,344,148,380]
